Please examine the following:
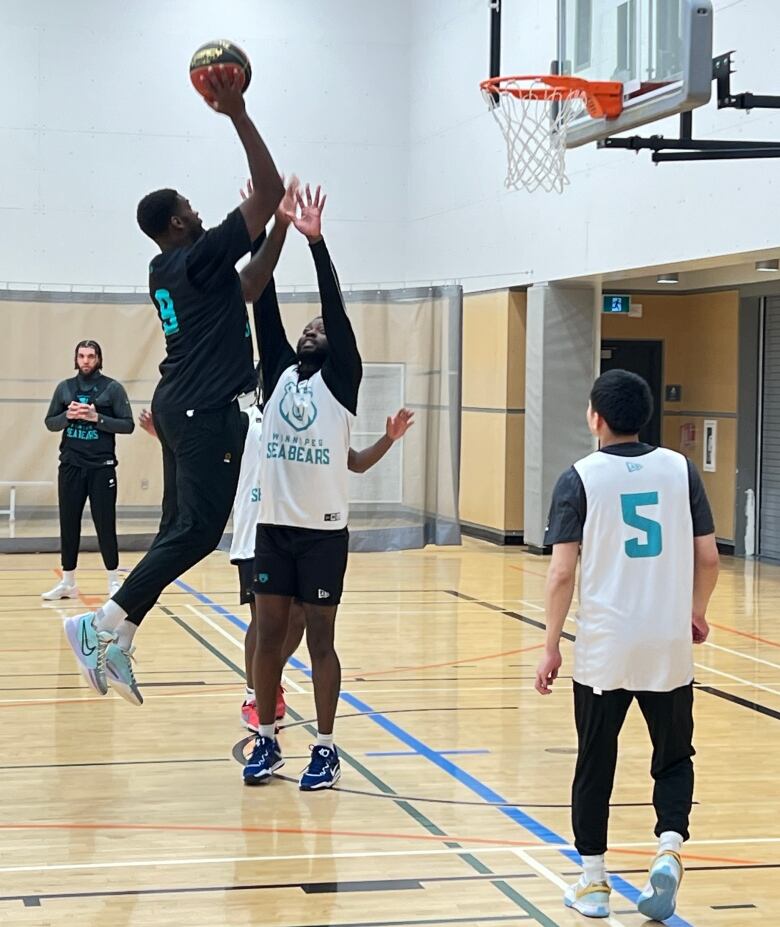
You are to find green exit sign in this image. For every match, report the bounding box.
[603,295,631,314]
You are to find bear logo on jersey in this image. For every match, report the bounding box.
[279,381,318,432]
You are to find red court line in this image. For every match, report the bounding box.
[509,564,549,579]
[0,686,239,709]
[53,568,102,607]
[709,620,780,650]
[345,644,545,680]
[0,822,763,866]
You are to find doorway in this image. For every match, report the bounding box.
[600,339,663,446]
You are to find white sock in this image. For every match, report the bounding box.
[258,723,276,740]
[63,570,76,586]
[658,831,684,855]
[317,731,334,748]
[107,570,119,586]
[245,687,255,702]
[116,621,138,652]
[582,854,607,883]
[95,600,127,632]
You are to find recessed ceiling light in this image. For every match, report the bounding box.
[756,259,780,272]
[656,273,679,284]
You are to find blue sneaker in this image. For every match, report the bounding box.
[299,745,341,791]
[106,644,143,706]
[564,876,611,918]
[637,850,683,922]
[63,612,116,696]
[243,736,284,785]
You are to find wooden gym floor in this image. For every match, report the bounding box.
[0,540,778,926]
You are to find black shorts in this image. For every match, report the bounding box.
[235,559,255,606]
[253,525,349,606]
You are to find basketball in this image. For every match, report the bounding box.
[189,40,252,99]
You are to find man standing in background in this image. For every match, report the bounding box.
[43,340,134,600]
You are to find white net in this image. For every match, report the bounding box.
[483,79,588,194]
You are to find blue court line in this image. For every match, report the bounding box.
[173,578,693,927]
[365,749,491,757]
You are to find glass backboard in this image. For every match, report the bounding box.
[557,0,713,147]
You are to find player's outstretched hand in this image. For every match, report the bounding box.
[535,647,562,695]
[386,409,415,441]
[292,183,326,242]
[204,67,246,120]
[276,175,301,228]
[692,612,710,644]
[138,409,157,439]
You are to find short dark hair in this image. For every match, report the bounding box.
[590,369,653,436]
[137,188,179,240]
[74,339,103,370]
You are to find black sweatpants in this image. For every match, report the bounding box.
[113,402,244,627]
[572,681,695,857]
[58,463,118,572]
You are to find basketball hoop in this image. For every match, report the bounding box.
[480,75,623,193]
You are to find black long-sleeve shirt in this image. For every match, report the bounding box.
[45,373,134,468]
[253,236,362,414]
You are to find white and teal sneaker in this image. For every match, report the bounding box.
[637,850,683,922]
[106,644,143,706]
[63,612,115,696]
[564,876,612,918]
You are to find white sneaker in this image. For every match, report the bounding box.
[564,875,612,918]
[42,581,79,601]
[637,850,683,922]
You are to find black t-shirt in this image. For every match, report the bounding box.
[545,442,715,546]
[149,208,255,413]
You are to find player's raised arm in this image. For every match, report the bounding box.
[240,177,298,303]
[205,69,284,240]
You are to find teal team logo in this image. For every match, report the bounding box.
[257,573,269,584]
[280,381,318,432]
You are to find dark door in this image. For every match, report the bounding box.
[600,339,663,446]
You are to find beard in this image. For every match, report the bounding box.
[296,342,328,368]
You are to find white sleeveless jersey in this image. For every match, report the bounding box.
[259,366,353,529]
[229,408,263,562]
[573,447,694,692]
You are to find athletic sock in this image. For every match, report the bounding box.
[107,570,119,587]
[582,854,607,884]
[95,600,128,632]
[63,570,76,586]
[116,621,138,651]
[258,723,276,740]
[245,687,256,702]
[317,731,335,749]
[658,831,684,855]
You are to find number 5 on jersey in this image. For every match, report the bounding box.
[621,491,663,558]
[154,288,179,336]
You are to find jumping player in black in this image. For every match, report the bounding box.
[64,68,288,704]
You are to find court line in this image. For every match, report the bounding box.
[344,644,544,681]
[190,584,694,927]
[703,640,780,671]
[709,620,780,650]
[513,849,628,927]
[693,663,780,698]
[177,584,305,694]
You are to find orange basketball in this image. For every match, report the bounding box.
[189,40,252,100]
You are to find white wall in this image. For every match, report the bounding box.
[0,0,410,289]
[406,0,780,291]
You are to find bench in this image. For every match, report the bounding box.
[0,481,54,523]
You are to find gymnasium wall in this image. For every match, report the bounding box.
[602,290,739,542]
[0,287,459,525]
[459,288,738,544]
[459,290,525,541]
[0,0,410,290]
[406,0,780,292]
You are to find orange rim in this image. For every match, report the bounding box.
[480,74,624,120]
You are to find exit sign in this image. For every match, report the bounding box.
[603,295,631,314]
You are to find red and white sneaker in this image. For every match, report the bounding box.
[276,685,287,723]
[241,700,259,733]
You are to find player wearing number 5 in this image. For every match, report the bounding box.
[536,369,719,922]
[63,68,287,704]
